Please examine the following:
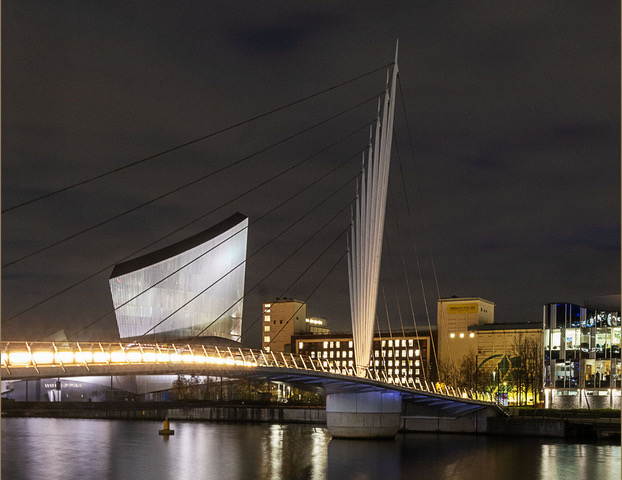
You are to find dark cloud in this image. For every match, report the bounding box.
[234,12,346,55]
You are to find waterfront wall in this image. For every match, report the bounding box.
[547,391,621,410]
[166,405,326,424]
[1,402,326,424]
[3,401,618,439]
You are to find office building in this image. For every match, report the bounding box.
[292,329,436,387]
[543,302,621,409]
[262,298,329,353]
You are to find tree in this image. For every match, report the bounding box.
[510,334,543,405]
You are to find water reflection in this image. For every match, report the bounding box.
[2,418,619,480]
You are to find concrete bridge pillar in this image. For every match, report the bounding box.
[326,391,402,439]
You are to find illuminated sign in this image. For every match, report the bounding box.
[447,304,478,314]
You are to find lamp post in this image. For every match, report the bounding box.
[475,353,479,392]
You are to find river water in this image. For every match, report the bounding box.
[2,418,619,480]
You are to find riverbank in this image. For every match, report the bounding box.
[2,401,618,439]
[1,400,326,424]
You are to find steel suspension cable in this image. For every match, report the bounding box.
[394,79,444,376]
[397,75,442,300]
[3,63,392,214]
[263,247,349,351]
[393,127,444,377]
[200,222,351,344]
[3,93,381,269]
[74,167,360,339]
[5,122,369,325]
[386,188,428,386]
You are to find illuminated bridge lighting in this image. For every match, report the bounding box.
[0,341,497,405]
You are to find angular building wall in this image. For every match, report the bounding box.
[109,213,248,342]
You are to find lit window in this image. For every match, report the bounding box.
[388,340,393,347]
[382,350,386,357]
[388,369,393,374]
[348,351,353,358]
[265,346,270,352]
[415,350,420,356]
[264,325,270,332]
[450,333,455,338]
[342,350,347,357]
[402,369,407,375]
[348,360,353,366]
[336,341,340,348]
[264,336,270,343]
[265,315,270,322]
[349,341,353,348]
[330,342,334,348]
[415,360,420,367]
[388,350,393,357]
[374,360,379,366]
[408,349,413,357]
[330,351,334,358]
[395,350,400,357]
[336,351,340,358]
[382,340,386,347]
[409,339,413,346]
[402,349,406,357]
[299,342,303,349]
[469,332,475,338]
[323,342,328,349]
[323,361,328,367]
[408,369,413,375]
[415,369,420,375]
[459,333,465,338]
[311,351,315,358]
[336,360,340,366]
[388,360,393,367]
[375,350,379,357]
[264,304,271,308]
[323,351,328,358]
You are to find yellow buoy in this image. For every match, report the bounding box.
[158,418,175,435]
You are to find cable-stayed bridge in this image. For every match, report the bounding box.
[1,340,502,420]
[1,46,509,437]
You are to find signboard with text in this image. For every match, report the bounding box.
[447,304,478,314]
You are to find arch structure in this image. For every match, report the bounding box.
[109,212,248,342]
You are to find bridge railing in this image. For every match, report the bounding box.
[1,341,496,404]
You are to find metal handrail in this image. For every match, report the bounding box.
[0,340,498,403]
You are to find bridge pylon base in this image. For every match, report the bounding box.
[326,391,402,439]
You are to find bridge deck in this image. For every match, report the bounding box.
[2,341,501,415]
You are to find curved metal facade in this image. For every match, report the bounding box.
[109,213,248,341]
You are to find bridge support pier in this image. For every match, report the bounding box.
[326,391,402,439]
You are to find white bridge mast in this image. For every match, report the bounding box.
[348,42,399,377]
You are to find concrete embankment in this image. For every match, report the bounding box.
[3,401,618,439]
[400,410,620,439]
[1,401,326,424]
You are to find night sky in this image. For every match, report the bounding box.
[2,2,620,347]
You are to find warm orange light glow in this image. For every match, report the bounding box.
[9,352,32,364]
[110,351,127,363]
[32,351,54,364]
[75,352,94,363]
[126,351,143,363]
[143,352,157,363]
[54,352,74,364]
[93,352,111,363]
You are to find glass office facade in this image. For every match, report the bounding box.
[543,303,621,408]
